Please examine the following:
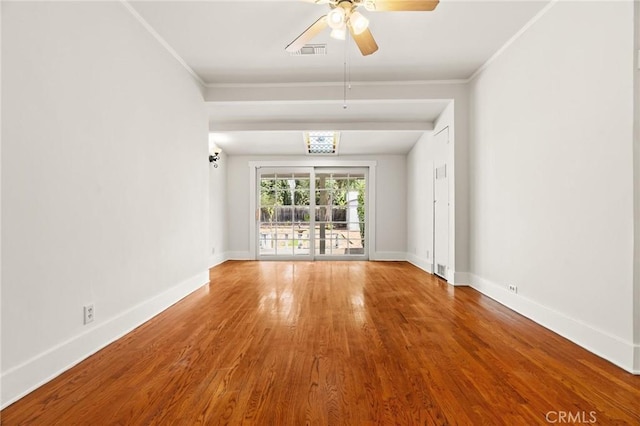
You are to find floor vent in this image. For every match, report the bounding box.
[436,264,446,278]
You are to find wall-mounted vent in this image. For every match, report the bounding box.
[289,44,327,56]
[436,264,446,278]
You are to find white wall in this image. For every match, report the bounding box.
[468,0,636,372]
[209,151,228,267]
[634,0,640,372]
[406,103,454,276]
[373,155,407,258]
[0,1,3,400]
[1,1,209,406]
[406,131,433,270]
[406,99,469,285]
[225,154,406,259]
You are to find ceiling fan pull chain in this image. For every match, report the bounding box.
[343,29,348,109]
[343,63,347,109]
[348,29,352,91]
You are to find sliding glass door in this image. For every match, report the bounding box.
[258,169,312,259]
[257,168,367,260]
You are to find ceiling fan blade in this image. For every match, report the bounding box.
[285,16,328,53]
[365,0,439,12]
[350,26,378,56]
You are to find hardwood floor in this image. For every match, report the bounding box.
[2,261,639,425]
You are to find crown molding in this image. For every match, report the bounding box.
[210,121,433,132]
[204,79,469,89]
[205,98,451,106]
[467,0,559,83]
[119,0,206,88]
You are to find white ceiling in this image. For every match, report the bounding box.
[129,0,550,155]
[207,98,448,154]
[210,131,426,155]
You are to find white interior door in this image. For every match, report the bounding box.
[434,163,448,278]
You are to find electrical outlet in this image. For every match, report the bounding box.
[508,285,518,294]
[426,250,430,259]
[211,247,216,255]
[84,304,94,324]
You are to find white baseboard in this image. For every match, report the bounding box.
[406,255,469,288]
[226,251,252,260]
[372,251,406,261]
[453,271,470,287]
[406,253,434,274]
[468,273,638,375]
[1,271,210,409]
[634,344,640,374]
[208,252,228,269]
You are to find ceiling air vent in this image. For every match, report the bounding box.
[289,44,327,56]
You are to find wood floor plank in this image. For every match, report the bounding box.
[2,261,639,425]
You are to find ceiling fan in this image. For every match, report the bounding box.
[285,0,439,56]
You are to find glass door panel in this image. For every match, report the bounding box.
[314,170,366,258]
[259,170,312,259]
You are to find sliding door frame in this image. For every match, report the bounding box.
[249,160,377,261]
[256,166,315,261]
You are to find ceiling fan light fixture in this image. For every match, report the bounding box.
[327,7,346,29]
[349,11,369,35]
[363,0,376,11]
[330,26,347,40]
